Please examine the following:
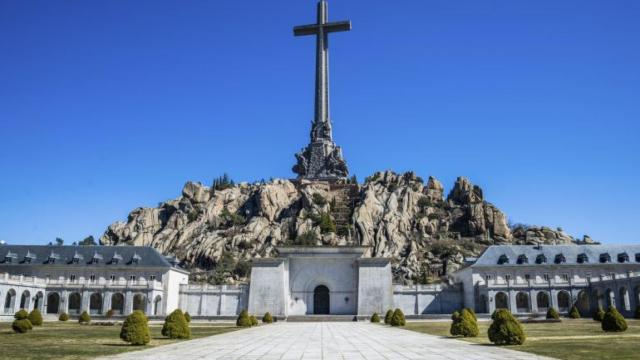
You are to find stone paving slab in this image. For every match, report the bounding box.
[98,322,555,360]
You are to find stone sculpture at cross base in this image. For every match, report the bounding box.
[291,0,350,181]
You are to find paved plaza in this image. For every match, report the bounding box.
[99,322,553,360]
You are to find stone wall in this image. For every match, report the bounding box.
[392,284,463,315]
[179,284,249,317]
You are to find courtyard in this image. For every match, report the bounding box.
[96,322,549,360]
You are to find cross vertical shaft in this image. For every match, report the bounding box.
[294,0,351,142]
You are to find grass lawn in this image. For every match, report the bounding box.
[0,321,238,360]
[405,318,640,360]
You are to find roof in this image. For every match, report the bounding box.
[0,245,175,268]
[472,244,640,267]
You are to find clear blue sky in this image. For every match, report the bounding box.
[1,0,638,245]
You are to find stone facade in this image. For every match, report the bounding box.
[454,244,640,317]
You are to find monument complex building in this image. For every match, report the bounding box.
[2,1,639,322]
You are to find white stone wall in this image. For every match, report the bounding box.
[248,259,287,316]
[392,284,463,315]
[180,284,248,316]
[356,259,392,315]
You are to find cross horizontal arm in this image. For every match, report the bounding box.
[293,21,352,36]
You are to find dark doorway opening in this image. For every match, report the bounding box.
[313,285,330,314]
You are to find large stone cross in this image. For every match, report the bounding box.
[294,0,351,142]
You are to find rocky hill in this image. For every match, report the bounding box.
[100,171,579,284]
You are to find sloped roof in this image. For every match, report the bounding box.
[0,245,174,268]
[473,244,640,267]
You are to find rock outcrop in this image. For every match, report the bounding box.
[100,171,575,284]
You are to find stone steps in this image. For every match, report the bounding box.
[286,315,362,322]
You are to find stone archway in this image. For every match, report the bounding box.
[46,293,60,314]
[313,285,330,315]
[576,290,590,314]
[537,291,550,312]
[495,292,508,310]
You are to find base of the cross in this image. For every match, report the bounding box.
[293,140,348,180]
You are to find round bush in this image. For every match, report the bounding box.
[262,312,273,324]
[384,309,393,325]
[450,309,479,337]
[546,308,560,320]
[370,313,380,323]
[28,309,43,326]
[120,310,151,345]
[568,305,581,319]
[14,309,29,320]
[602,307,628,332]
[635,305,640,320]
[464,308,477,321]
[236,310,252,327]
[250,315,258,326]
[593,305,605,322]
[161,309,191,339]
[488,309,526,345]
[79,311,91,324]
[390,308,406,327]
[184,311,191,323]
[12,319,33,333]
[59,312,69,321]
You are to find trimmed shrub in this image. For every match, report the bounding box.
[390,308,406,327]
[14,309,28,320]
[28,309,43,326]
[120,310,151,345]
[262,312,273,324]
[184,311,191,323]
[236,310,252,327]
[465,307,477,321]
[546,308,560,320]
[568,305,581,319]
[450,309,479,337]
[106,309,115,319]
[635,305,640,320]
[79,311,91,324]
[593,305,605,322]
[12,319,33,333]
[370,313,380,323]
[488,309,526,345]
[250,315,258,326]
[602,307,628,332]
[161,309,191,339]
[384,309,393,324]
[59,312,69,321]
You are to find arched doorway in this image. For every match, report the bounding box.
[133,294,146,313]
[46,293,60,314]
[477,295,488,314]
[68,292,81,314]
[20,290,31,311]
[313,285,330,315]
[557,291,571,312]
[153,296,162,315]
[605,288,615,308]
[577,290,590,314]
[34,292,44,311]
[619,288,630,311]
[111,293,124,315]
[537,291,550,312]
[4,289,16,314]
[495,292,508,310]
[516,292,529,313]
[89,293,102,315]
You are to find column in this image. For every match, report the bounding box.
[124,291,133,314]
[81,290,90,312]
[103,291,112,315]
[530,289,538,313]
[508,290,517,313]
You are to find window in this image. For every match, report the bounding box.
[91,258,99,264]
[543,274,550,282]
[485,274,492,282]
[498,255,509,265]
[129,275,136,282]
[586,273,592,280]
[610,272,616,280]
[600,253,611,263]
[618,253,629,263]
[110,275,116,282]
[517,254,528,264]
[525,274,531,281]
[149,275,156,281]
[562,274,569,282]
[555,253,566,264]
[577,253,589,264]
[505,274,512,282]
[536,254,547,264]
[70,274,76,283]
[90,275,96,283]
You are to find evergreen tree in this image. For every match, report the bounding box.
[593,305,605,322]
[384,309,394,324]
[262,312,273,324]
[488,309,526,345]
[370,313,380,323]
[161,309,191,339]
[236,309,252,327]
[28,309,43,326]
[568,305,581,319]
[601,307,628,332]
[120,310,151,345]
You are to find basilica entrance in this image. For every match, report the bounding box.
[313,285,330,314]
